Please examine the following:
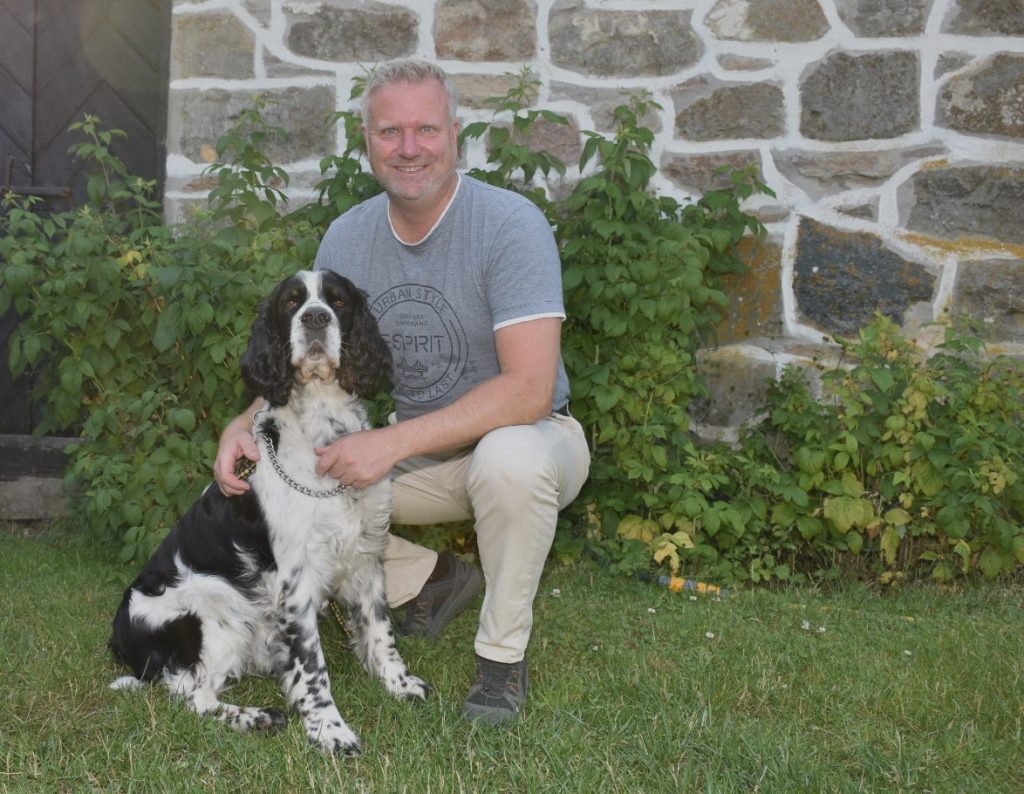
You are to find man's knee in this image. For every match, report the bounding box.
[466,426,557,497]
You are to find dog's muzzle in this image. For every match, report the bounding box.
[295,308,339,382]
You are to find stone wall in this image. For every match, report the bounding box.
[167,0,1024,439]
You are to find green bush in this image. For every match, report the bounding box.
[597,317,1024,585]
[1,114,319,559]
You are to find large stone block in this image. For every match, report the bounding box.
[952,259,1024,343]
[903,165,1024,246]
[794,218,935,338]
[548,0,701,78]
[834,0,931,36]
[285,1,418,62]
[168,85,336,165]
[705,0,829,42]
[435,0,536,61]
[661,149,764,194]
[549,82,661,134]
[172,12,255,80]
[715,237,785,344]
[673,78,785,141]
[943,0,1024,35]
[774,144,946,201]
[691,347,777,428]
[801,51,919,141]
[488,114,583,171]
[453,73,535,109]
[939,54,1024,140]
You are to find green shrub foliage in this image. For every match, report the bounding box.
[1,114,320,559]
[2,88,1022,584]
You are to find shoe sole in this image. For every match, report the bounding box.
[462,701,523,725]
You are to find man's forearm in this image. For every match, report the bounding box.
[386,369,556,462]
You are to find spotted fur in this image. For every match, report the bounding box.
[109,271,430,755]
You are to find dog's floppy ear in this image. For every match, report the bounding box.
[340,286,393,399]
[241,297,293,407]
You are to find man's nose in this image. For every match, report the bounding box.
[398,128,419,157]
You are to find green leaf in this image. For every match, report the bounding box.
[978,548,1005,578]
[170,408,196,433]
[912,459,944,498]
[869,367,895,392]
[795,447,826,475]
[771,503,796,527]
[824,496,874,533]
[796,516,823,540]
[884,507,912,527]
[881,527,900,565]
[841,471,864,498]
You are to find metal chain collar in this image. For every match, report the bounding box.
[255,431,349,499]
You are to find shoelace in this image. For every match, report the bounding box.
[477,661,521,694]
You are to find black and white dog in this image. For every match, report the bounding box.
[109,270,429,755]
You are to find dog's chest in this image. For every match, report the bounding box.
[250,403,389,590]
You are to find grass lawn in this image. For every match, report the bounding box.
[2,522,1022,793]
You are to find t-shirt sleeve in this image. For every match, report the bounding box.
[484,202,566,331]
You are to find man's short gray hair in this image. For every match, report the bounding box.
[361,60,459,126]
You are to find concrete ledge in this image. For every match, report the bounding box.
[0,435,78,520]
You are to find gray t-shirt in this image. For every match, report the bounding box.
[313,175,571,422]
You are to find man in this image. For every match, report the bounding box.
[214,60,590,724]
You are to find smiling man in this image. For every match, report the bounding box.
[215,60,590,724]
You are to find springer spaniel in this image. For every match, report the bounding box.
[109,270,430,755]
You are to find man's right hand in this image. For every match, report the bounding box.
[213,412,261,497]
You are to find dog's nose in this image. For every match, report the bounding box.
[301,308,331,329]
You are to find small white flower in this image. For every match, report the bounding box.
[689,596,698,602]
[591,644,599,652]
[647,607,657,614]
[705,631,715,639]
[801,620,811,631]
[817,626,827,634]
[904,649,913,656]
[551,588,561,598]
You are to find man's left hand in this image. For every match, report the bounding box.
[315,427,398,489]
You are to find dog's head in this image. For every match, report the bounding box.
[241,271,392,406]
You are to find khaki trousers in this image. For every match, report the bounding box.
[383,412,590,663]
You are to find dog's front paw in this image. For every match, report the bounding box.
[254,707,289,732]
[388,673,433,702]
[308,719,361,756]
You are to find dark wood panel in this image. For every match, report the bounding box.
[110,0,163,65]
[0,5,34,84]
[35,84,161,194]
[0,0,35,20]
[35,21,160,148]
[0,70,33,158]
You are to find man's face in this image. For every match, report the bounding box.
[364,78,460,208]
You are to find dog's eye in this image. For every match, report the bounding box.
[285,299,299,311]
[332,299,346,309]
